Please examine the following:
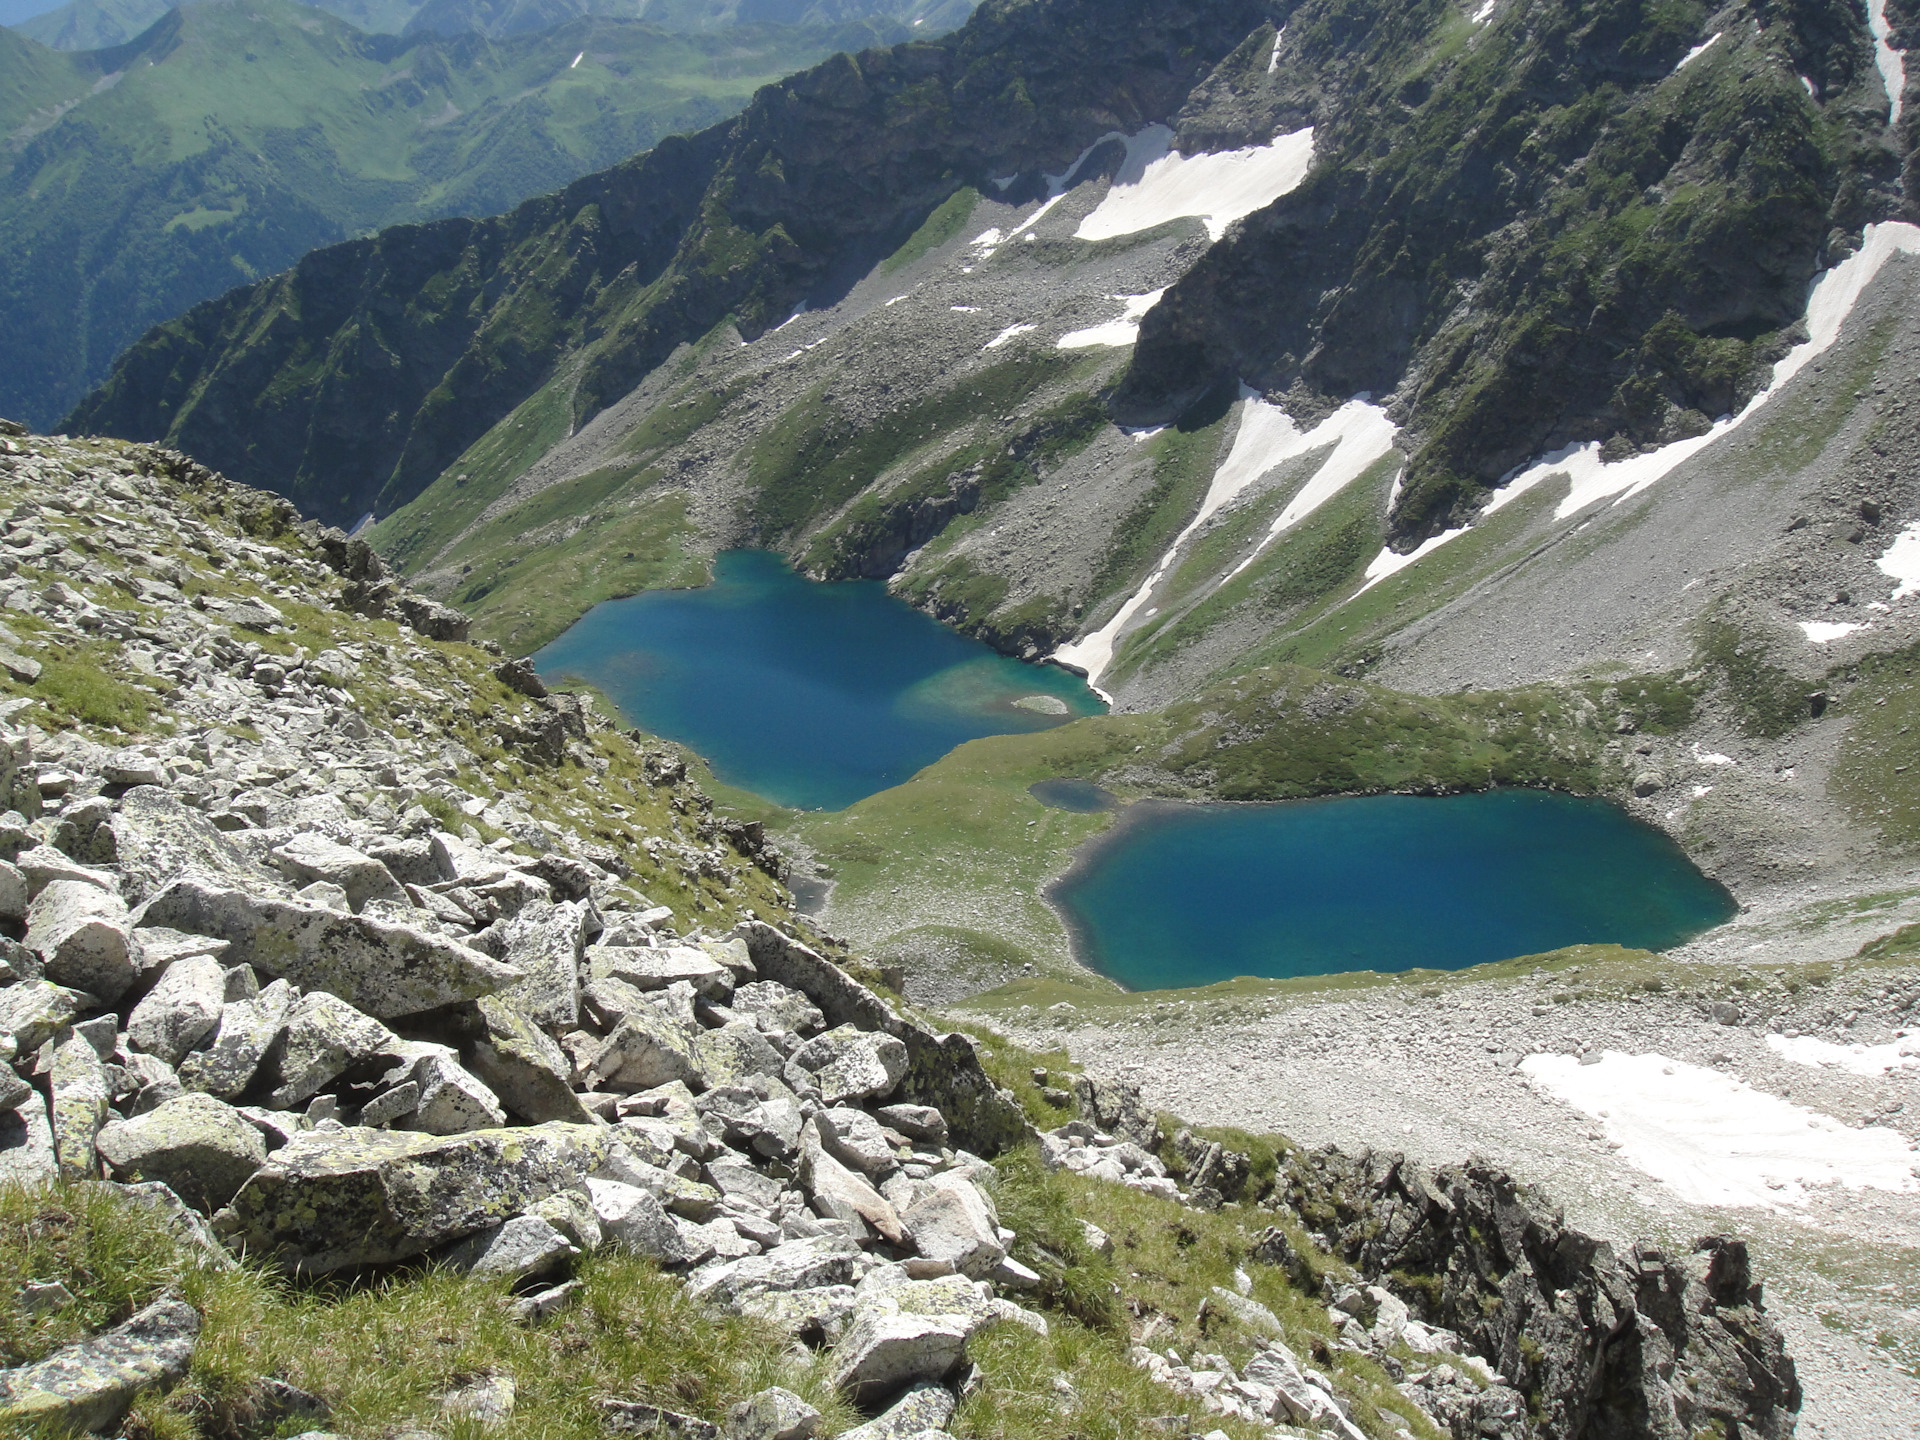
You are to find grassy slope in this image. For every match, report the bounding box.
[0,0,899,427]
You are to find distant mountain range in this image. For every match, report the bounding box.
[11,0,969,50]
[0,0,918,427]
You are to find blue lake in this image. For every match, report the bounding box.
[534,549,1105,810]
[1051,789,1737,990]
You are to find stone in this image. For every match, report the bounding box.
[901,1176,1003,1280]
[269,832,407,913]
[526,1186,601,1251]
[816,1107,898,1176]
[407,1049,507,1135]
[441,1215,577,1282]
[94,1092,267,1212]
[1069,1073,1160,1150]
[26,878,135,1003]
[829,1311,969,1407]
[802,1137,906,1244]
[585,1176,691,1263]
[254,991,397,1109]
[440,1373,516,1424]
[228,1121,612,1273]
[737,1285,859,1343]
[469,992,595,1125]
[873,1105,946,1146]
[599,1146,722,1220]
[726,1386,821,1440]
[1079,1220,1114,1260]
[837,1381,955,1440]
[0,856,24,920]
[358,1081,420,1128]
[586,1006,703,1091]
[695,1021,785,1091]
[431,830,513,887]
[510,1278,584,1323]
[0,1296,199,1435]
[139,878,522,1018]
[787,1026,908,1107]
[1207,1285,1283,1339]
[0,1067,31,1115]
[0,1093,54,1183]
[178,979,296,1100]
[601,1400,718,1438]
[127,953,226,1065]
[12,845,117,897]
[589,944,733,1001]
[687,1235,871,1308]
[49,1032,109,1181]
[108,789,283,905]
[498,899,590,1028]
[0,979,94,1053]
[706,1157,786,1213]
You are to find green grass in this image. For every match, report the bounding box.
[880,186,981,273]
[1831,637,1920,848]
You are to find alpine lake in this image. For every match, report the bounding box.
[538,551,1736,988]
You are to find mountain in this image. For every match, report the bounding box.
[0,0,909,429]
[10,0,969,50]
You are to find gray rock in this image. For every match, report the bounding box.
[0,1296,199,1434]
[139,877,521,1018]
[687,1235,871,1308]
[270,832,407,914]
[1069,1073,1160,1151]
[407,1049,507,1135]
[0,1093,54,1183]
[0,1066,31,1115]
[13,845,118,897]
[178,978,296,1100]
[49,1032,110,1180]
[586,1006,703,1091]
[589,944,733,1001]
[254,990,397,1110]
[228,1120,613,1273]
[27,878,134,1003]
[837,1381,955,1440]
[127,953,226,1065]
[801,1138,905,1245]
[737,1285,859,1343]
[585,1176,691,1263]
[0,978,95,1052]
[694,1021,785,1091]
[874,1105,946,1146]
[816,1107,898,1176]
[786,1026,908,1107]
[706,1157,786,1213]
[357,1081,421,1128]
[829,1310,969,1407]
[598,1146,722,1220]
[526,1186,601,1251]
[0,856,24,920]
[726,1386,821,1440]
[469,992,595,1125]
[440,1372,516,1424]
[731,980,825,1037]
[108,788,283,905]
[601,1400,718,1438]
[94,1092,266,1212]
[901,1176,1004,1280]
[441,1214,577,1282]
[498,900,589,1028]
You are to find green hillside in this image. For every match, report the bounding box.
[0,0,907,427]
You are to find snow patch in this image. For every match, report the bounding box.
[1359,528,1470,592]
[1869,0,1907,127]
[1521,1050,1919,1208]
[1800,74,1817,98]
[1693,747,1735,765]
[1075,125,1315,243]
[1055,290,1166,350]
[570,51,584,68]
[1769,1030,1920,1077]
[1799,620,1864,643]
[1879,519,1920,599]
[1674,32,1722,72]
[983,322,1036,351]
[1268,24,1285,72]
[1471,0,1496,23]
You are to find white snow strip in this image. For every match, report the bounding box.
[770,303,808,332]
[983,323,1036,351]
[1693,747,1735,765]
[1055,290,1166,350]
[1691,784,1712,798]
[1674,32,1722,72]
[1268,24,1285,72]
[968,228,1003,249]
[1800,620,1864,643]
[1879,519,1920,598]
[1521,1050,1919,1208]
[1075,125,1316,243]
[1485,221,1920,524]
[1471,0,1496,23]
[885,295,909,307]
[570,50,584,68]
[1801,74,1817,98]
[1054,392,1394,682]
[1769,1030,1920,1077]
[951,305,980,313]
[1359,527,1469,592]
[1869,0,1907,127]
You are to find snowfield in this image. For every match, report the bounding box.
[1074,125,1315,243]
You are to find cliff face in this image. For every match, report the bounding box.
[67,0,1281,529]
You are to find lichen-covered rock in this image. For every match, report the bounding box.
[108,788,284,905]
[253,991,396,1109]
[586,1006,703,1092]
[836,1380,954,1440]
[0,1296,199,1434]
[802,1137,906,1244]
[179,979,297,1100]
[726,1386,821,1440]
[469,992,595,1125]
[1069,1072,1160,1151]
[901,1175,1003,1280]
[687,1235,873,1309]
[787,1026,907,1107]
[589,944,734,1001]
[95,1092,266,1212]
[49,1032,110,1181]
[440,1214,577,1282]
[694,1021,785,1091]
[828,1311,969,1407]
[228,1121,612,1272]
[0,1093,55,1183]
[127,953,226,1065]
[0,978,95,1053]
[27,878,135,1004]
[269,832,407,914]
[496,899,590,1029]
[584,1176,691,1263]
[139,877,521,1018]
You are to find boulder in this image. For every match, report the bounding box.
[0,1093,54,1183]
[837,1381,954,1440]
[694,1021,785,1091]
[269,832,407,914]
[49,1033,110,1181]
[726,1386,821,1440]
[901,1176,1004,1279]
[0,1296,199,1434]
[737,1285,859,1344]
[139,878,521,1018]
[12,845,117,897]
[601,1400,717,1438]
[801,1138,905,1245]
[815,1108,897,1176]
[228,1121,612,1273]
[873,1105,946,1147]
[589,944,733,1001]
[108,788,283,905]
[829,1311,969,1407]
[586,1007,703,1091]
[406,1050,507,1135]
[26,878,134,1003]
[786,1026,907,1106]
[1069,1073,1160,1151]
[469,993,595,1125]
[0,979,95,1053]
[0,856,24,920]
[94,1092,266,1212]
[731,980,825,1037]
[127,953,226,1065]
[253,991,396,1109]
[178,979,296,1100]
[0,1066,30,1115]
[687,1236,871,1308]
[497,900,589,1029]
[599,1146,722,1220]
[584,1177,691,1263]
[441,1214,577,1282]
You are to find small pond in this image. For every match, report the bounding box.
[1050,788,1737,990]
[534,549,1105,810]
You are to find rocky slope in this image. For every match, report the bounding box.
[0,431,1806,1439]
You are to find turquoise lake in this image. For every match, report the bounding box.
[534,549,1105,810]
[1051,789,1737,989]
